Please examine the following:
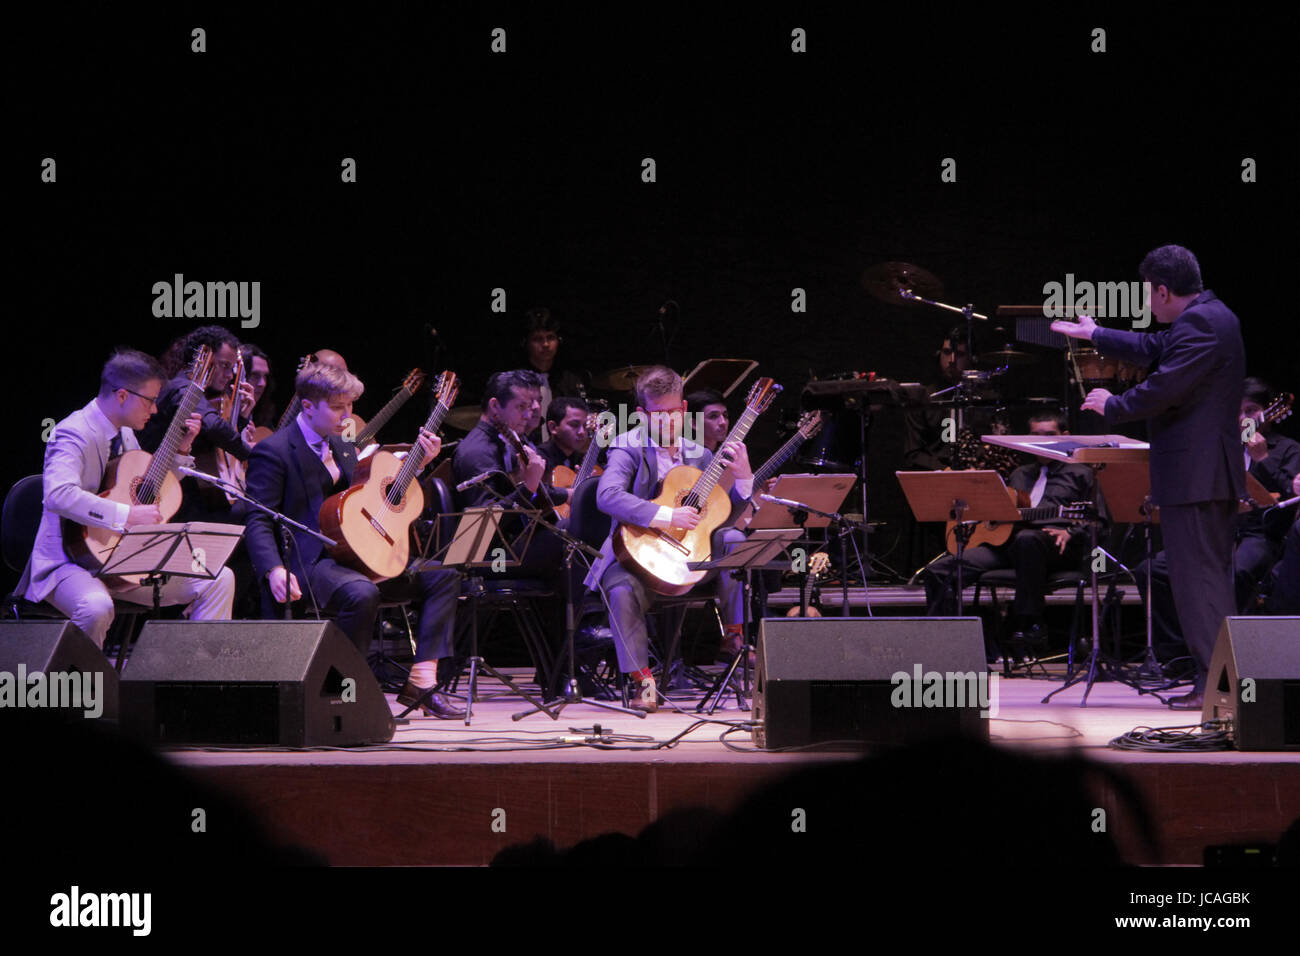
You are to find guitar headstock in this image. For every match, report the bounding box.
[188,345,215,387]
[744,377,782,414]
[1263,392,1294,427]
[1060,502,1095,523]
[808,550,831,577]
[587,411,614,446]
[432,371,459,409]
[797,410,824,439]
[403,368,426,395]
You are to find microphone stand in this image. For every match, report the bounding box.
[760,494,866,617]
[178,466,332,621]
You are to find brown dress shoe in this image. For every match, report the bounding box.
[1167,690,1204,711]
[397,681,467,719]
[629,676,659,713]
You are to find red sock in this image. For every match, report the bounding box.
[630,667,653,681]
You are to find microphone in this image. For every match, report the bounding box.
[759,493,808,511]
[177,465,225,484]
[456,470,508,493]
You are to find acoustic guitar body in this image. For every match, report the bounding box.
[550,463,603,521]
[65,450,183,577]
[319,450,423,582]
[944,486,1027,555]
[613,465,731,596]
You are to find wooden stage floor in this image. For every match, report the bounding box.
[163,663,1300,867]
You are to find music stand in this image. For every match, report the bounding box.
[409,505,555,724]
[691,528,803,714]
[754,474,859,615]
[681,358,759,399]
[100,522,243,614]
[896,470,1020,616]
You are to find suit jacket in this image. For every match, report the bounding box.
[19,401,141,603]
[243,421,359,599]
[451,420,564,511]
[1092,290,1246,506]
[583,426,748,590]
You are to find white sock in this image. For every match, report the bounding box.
[409,661,438,688]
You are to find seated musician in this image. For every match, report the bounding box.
[244,362,464,718]
[921,410,1094,653]
[537,396,590,476]
[521,308,587,442]
[240,343,275,429]
[686,389,730,455]
[1139,379,1300,645]
[137,325,256,522]
[17,349,235,647]
[584,366,755,712]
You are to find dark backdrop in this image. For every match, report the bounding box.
[7,6,1291,591]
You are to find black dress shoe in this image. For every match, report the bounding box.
[397,681,467,719]
[1167,690,1204,711]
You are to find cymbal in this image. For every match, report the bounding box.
[591,365,652,391]
[443,405,482,432]
[861,261,944,304]
[976,348,1038,368]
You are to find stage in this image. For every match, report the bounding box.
[162,664,1300,867]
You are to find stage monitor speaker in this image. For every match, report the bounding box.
[1204,617,1300,752]
[753,617,989,750]
[120,620,395,747]
[0,620,119,720]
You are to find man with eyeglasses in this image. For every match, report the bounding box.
[16,349,234,648]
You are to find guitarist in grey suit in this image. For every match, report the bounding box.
[584,366,754,712]
[17,349,234,647]
[1054,244,1246,709]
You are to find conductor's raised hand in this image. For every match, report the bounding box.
[1050,313,1098,341]
[1081,388,1112,416]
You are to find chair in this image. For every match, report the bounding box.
[424,476,560,700]
[2,474,147,669]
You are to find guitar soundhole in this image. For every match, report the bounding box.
[382,478,403,510]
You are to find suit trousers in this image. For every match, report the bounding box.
[46,564,236,648]
[1160,501,1237,692]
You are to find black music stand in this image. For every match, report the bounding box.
[680,358,759,399]
[691,528,803,714]
[99,522,243,615]
[412,505,556,724]
[896,470,1020,616]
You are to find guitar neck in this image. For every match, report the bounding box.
[277,395,302,430]
[355,385,415,446]
[574,434,603,485]
[385,395,454,504]
[754,429,810,486]
[691,405,762,500]
[1018,504,1065,523]
[140,380,205,502]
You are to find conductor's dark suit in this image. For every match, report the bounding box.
[244,418,459,660]
[1091,290,1246,690]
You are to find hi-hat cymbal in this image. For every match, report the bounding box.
[976,348,1038,368]
[443,405,483,432]
[592,365,652,392]
[861,261,944,304]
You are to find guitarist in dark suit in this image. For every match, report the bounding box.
[921,411,1095,654]
[244,362,464,718]
[1054,245,1246,709]
[583,366,754,712]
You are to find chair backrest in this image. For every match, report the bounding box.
[425,476,459,552]
[2,475,45,574]
[569,477,610,550]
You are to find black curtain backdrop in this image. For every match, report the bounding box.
[7,6,1292,591]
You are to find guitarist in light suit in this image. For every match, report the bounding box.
[243,362,464,718]
[17,349,234,647]
[584,366,754,712]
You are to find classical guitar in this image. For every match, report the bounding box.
[733,409,823,531]
[64,347,216,575]
[352,369,425,448]
[550,412,613,520]
[944,487,1092,555]
[785,549,830,618]
[319,371,458,582]
[613,377,781,596]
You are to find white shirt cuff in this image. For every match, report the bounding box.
[736,478,754,499]
[650,505,675,529]
[109,500,130,532]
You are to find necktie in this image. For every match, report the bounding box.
[109,432,123,459]
[1029,465,1049,508]
[316,440,341,485]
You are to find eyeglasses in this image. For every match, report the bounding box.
[119,388,160,407]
